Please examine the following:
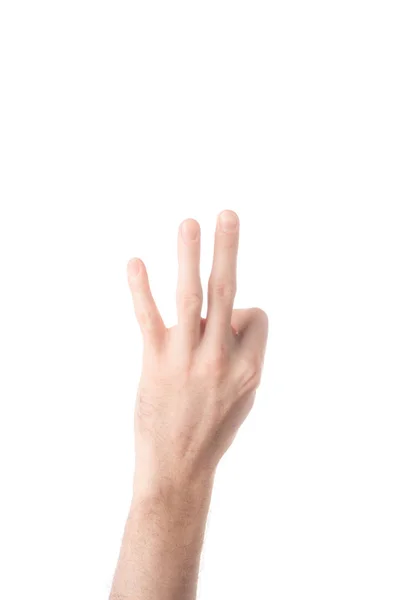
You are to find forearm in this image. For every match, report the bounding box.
[109,471,215,600]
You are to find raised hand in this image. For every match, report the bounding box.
[127,210,269,489]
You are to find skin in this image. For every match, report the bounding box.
[109,210,269,600]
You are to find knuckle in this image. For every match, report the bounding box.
[199,346,229,378]
[209,353,225,372]
[253,307,269,326]
[178,290,203,312]
[209,278,236,301]
[138,309,157,330]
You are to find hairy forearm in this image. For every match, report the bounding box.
[109,472,215,600]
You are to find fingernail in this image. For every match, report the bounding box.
[129,258,141,277]
[219,210,238,232]
[181,219,199,242]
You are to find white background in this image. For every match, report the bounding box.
[1,1,399,598]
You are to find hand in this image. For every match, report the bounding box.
[127,210,268,492]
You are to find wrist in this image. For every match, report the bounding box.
[132,463,216,515]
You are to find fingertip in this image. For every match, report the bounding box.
[218,210,239,233]
[127,257,143,280]
[180,218,200,243]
